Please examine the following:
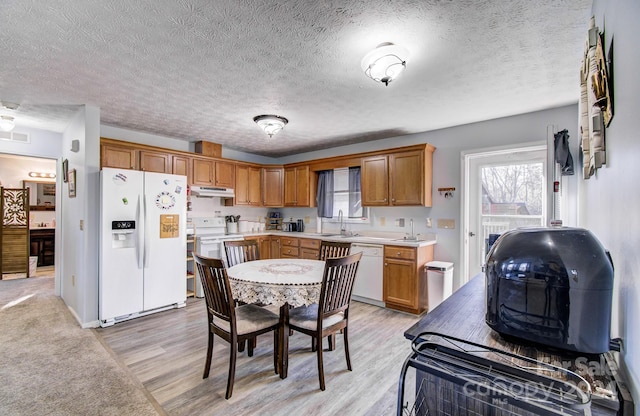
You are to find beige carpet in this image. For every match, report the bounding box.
[0,273,163,415]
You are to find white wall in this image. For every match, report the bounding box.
[583,0,640,405]
[280,105,579,290]
[59,105,101,327]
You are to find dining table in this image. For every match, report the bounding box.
[226,258,325,379]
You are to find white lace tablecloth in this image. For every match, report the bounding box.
[227,259,325,308]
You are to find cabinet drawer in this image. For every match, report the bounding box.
[300,238,320,249]
[281,237,299,247]
[281,246,300,257]
[384,246,416,261]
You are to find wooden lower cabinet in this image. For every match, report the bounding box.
[383,244,434,314]
[299,238,320,260]
[280,236,299,258]
[270,237,280,259]
[244,235,272,259]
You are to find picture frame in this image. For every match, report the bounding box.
[62,159,69,183]
[68,168,76,198]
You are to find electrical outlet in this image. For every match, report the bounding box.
[79,220,84,230]
[304,216,310,223]
[426,218,432,228]
[71,275,75,286]
[380,217,386,226]
[398,218,405,227]
[438,219,456,229]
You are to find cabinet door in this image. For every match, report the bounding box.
[248,167,262,206]
[270,237,281,259]
[101,144,137,169]
[294,166,310,206]
[262,167,284,207]
[235,165,251,205]
[361,155,389,206]
[236,165,262,206]
[192,158,214,185]
[389,150,423,206]
[215,161,235,188]
[172,155,190,178]
[140,150,171,173]
[384,258,417,310]
[284,167,298,206]
[245,236,271,259]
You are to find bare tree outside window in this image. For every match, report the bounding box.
[482,163,544,216]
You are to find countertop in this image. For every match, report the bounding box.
[239,231,437,248]
[404,274,633,415]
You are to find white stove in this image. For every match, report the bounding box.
[191,217,244,297]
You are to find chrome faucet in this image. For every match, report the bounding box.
[338,209,346,235]
[406,218,418,241]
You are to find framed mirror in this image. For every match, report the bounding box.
[22,180,56,210]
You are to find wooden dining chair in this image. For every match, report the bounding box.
[318,240,352,260]
[224,240,260,267]
[287,251,363,391]
[193,253,280,399]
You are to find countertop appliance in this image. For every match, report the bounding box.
[485,227,614,354]
[99,168,187,327]
[350,243,384,307]
[192,216,244,297]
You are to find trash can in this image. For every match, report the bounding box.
[426,261,454,311]
[29,256,38,276]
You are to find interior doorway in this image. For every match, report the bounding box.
[0,153,58,281]
[462,144,547,282]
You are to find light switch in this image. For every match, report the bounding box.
[438,219,455,229]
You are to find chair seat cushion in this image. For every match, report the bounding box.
[288,304,344,331]
[213,304,279,335]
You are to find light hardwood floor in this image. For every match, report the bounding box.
[95,298,421,416]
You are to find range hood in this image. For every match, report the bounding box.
[190,186,235,198]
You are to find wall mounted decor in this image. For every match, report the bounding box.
[580,17,613,179]
[62,159,69,183]
[68,169,76,198]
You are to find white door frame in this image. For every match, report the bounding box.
[461,141,549,284]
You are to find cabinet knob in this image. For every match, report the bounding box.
[397,252,401,256]
[384,198,388,202]
[392,198,395,202]
[384,262,388,266]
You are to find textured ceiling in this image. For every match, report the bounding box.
[0,0,592,157]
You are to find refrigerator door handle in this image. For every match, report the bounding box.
[136,194,144,269]
[143,193,149,268]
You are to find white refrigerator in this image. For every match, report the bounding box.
[99,167,187,327]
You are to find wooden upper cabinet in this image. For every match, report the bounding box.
[192,158,235,187]
[191,157,214,185]
[214,160,235,188]
[235,165,261,206]
[101,144,137,170]
[284,165,310,207]
[262,166,284,207]
[389,150,423,206]
[361,155,389,206]
[139,150,171,173]
[171,155,190,179]
[361,145,435,207]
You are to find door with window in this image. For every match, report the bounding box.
[463,145,547,281]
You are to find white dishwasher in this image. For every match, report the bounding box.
[350,243,385,307]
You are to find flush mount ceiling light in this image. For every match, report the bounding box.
[253,115,288,138]
[361,42,409,86]
[0,115,15,132]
